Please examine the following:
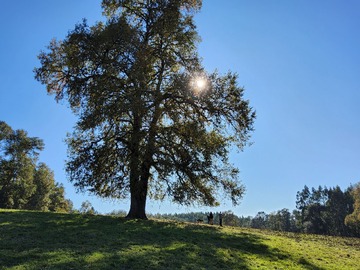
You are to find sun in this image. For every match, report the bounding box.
[195,78,206,89]
[191,76,208,95]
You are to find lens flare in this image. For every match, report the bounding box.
[195,78,206,89]
[191,75,208,95]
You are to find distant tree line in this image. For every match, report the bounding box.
[294,185,357,236]
[148,211,237,226]
[145,183,360,237]
[0,121,72,212]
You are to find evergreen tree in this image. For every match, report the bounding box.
[345,183,360,236]
[27,163,55,211]
[296,184,354,236]
[325,186,354,236]
[48,183,72,212]
[0,121,72,212]
[0,121,43,209]
[79,200,97,215]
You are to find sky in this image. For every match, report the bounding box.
[1,0,360,217]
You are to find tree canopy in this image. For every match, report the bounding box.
[35,0,255,219]
[0,121,72,212]
[295,185,355,236]
[345,183,360,235]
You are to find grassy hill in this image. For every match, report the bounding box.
[0,209,359,269]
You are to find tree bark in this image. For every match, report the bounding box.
[126,180,148,219]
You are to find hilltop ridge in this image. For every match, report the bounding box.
[0,209,359,269]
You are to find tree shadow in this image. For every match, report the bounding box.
[0,211,325,269]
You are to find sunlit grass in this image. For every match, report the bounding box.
[0,209,359,269]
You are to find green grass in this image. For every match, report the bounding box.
[0,209,359,269]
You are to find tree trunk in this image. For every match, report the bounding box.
[125,78,159,220]
[126,185,148,219]
[126,94,148,219]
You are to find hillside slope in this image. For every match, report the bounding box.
[0,209,359,269]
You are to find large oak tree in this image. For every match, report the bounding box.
[35,0,255,219]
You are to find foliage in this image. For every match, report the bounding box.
[48,183,73,213]
[26,163,53,211]
[250,211,268,229]
[325,185,354,236]
[0,121,72,212]
[296,185,355,236]
[79,200,97,215]
[246,184,359,237]
[149,210,242,226]
[149,211,207,223]
[1,209,359,269]
[345,183,360,235]
[126,183,360,238]
[34,0,255,219]
[0,121,43,209]
[266,208,296,232]
[107,209,127,217]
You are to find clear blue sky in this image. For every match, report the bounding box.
[1,0,359,217]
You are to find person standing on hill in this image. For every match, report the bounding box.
[219,212,223,227]
[208,212,214,225]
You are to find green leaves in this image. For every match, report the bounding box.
[345,183,360,235]
[35,0,255,218]
[0,121,72,212]
[296,184,357,236]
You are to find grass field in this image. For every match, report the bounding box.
[0,209,359,269]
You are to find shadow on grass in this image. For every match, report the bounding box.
[0,211,324,270]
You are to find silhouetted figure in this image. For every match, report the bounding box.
[219,212,223,226]
[207,212,214,225]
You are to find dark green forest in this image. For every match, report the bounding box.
[0,121,72,212]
